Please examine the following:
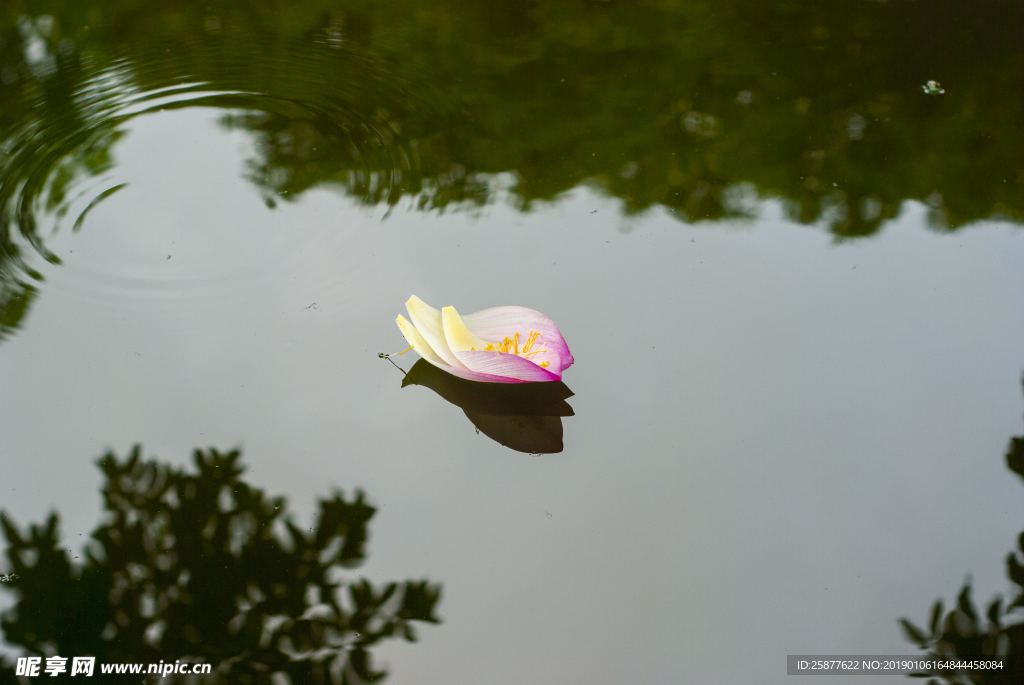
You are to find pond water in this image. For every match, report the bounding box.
[2,2,1024,683]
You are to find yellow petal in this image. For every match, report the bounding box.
[442,306,492,352]
[405,295,467,369]
[396,315,447,367]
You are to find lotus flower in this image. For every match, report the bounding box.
[395,295,573,383]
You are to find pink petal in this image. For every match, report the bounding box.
[420,356,532,384]
[455,350,563,382]
[462,306,574,373]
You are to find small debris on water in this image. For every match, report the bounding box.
[921,80,945,95]
[847,113,866,140]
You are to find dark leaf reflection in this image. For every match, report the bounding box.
[899,377,1024,684]
[0,446,441,684]
[2,0,1024,343]
[402,359,574,454]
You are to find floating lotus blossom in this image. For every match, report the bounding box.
[395,295,573,383]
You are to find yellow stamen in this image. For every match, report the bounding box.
[478,330,548,365]
[521,331,541,355]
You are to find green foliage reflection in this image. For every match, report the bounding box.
[900,380,1024,684]
[0,0,1022,337]
[0,446,441,684]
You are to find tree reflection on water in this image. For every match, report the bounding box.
[900,378,1024,685]
[0,447,441,684]
[1,0,1023,342]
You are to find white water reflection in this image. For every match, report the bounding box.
[2,108,1024,684]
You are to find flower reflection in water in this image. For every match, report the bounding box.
[401,358,575,454]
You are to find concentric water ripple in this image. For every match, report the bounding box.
[0,29,455,339]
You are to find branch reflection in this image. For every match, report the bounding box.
[0,446,441,684]
[900,376,1024,683]
[402,359,575,454]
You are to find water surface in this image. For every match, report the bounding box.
[2,2,1024,683]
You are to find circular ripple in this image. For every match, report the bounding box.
[0,33,427,335]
